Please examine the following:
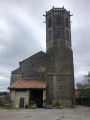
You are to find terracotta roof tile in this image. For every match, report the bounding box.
[8,79,46,89]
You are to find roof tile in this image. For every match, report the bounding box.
[8,79,46,89]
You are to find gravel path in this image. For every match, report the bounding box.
[0,106,90,120]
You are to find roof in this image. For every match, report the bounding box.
[8,79,46,89]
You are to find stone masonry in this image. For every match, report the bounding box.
[46,7,75,106]
[9,7,75,107]
[11,51,47,84]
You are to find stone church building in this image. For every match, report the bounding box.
[8,7,75,108]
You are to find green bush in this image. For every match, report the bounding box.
[56,101,62,106]
[29,101,36,105]
[83,88,90,98]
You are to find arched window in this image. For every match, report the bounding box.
[48,18,52,28]
[56,15,61,25]
[66,30,69,40]
[66,18,69,27]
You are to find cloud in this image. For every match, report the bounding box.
[0,0,90,91]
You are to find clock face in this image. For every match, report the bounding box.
[38,66,45,72]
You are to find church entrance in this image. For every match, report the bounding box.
[30,89,43,108]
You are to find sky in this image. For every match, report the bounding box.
[0,0,90,91]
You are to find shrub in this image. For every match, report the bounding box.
[29,101,36,105]
[56,101,62,106]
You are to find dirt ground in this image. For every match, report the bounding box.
[0,105,90,120]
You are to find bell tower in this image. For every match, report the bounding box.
[46,6,71,52]
[45,7,75,107]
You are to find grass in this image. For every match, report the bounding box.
[0,107,21,110]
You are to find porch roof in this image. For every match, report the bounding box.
[8,79,46,89]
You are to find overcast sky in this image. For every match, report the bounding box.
[0,0,90,91]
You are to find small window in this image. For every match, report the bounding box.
[66,74,69,79]
[57,31,60,38]
[60,86,62,89]
[48,18,52,27]
[66,30,69,40]
[49,30,51,40]
[66,18,69,27]
[56,15,61,25]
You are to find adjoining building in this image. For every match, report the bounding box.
[8,7,75,108]
[0,92,10,107]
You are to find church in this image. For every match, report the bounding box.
[8,7,75,108]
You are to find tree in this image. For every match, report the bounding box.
[77,72,90,98]
[83,88,90,98]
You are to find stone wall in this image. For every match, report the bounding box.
[10,73,22,84]
[46,45,75,106]
[43,90,46,106]
[10,90,29,108]
[20,51,46,79]
[10,89,46,108]
[10,51,47,84]
[0,93,11,107]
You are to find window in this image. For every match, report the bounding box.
[48,18,52,27]
[57,31,60,38]
[66,18,69,27]
[66,30,69,40]
[66,74,69,79]
[56,15,61,25]
[49,30,51,40]
[60,86,62,89]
